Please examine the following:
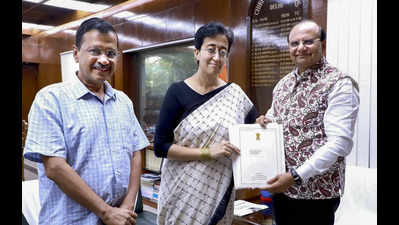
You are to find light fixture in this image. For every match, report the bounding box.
[113,11,137,19]
[23,0,43,3]
[23,0,110,13]
[45,0,109,12]
[22,22,54,30]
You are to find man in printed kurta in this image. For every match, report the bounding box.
[256,20,359,225]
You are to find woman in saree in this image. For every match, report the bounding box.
[154,22,258,225]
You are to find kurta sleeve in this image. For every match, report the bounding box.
[296,78,360,182]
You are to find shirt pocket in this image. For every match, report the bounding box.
[119,122,136,154]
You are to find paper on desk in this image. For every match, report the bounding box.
[233,200,268,217]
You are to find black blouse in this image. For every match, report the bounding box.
[154,81,258,158]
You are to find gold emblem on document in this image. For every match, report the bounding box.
[256,133,260,141]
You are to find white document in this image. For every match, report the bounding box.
[229,123,285,189]
[233,200,268,217]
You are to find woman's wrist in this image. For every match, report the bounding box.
[200,147,212,160]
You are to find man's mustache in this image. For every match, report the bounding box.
[93,63,111,70]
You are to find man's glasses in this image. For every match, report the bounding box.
[203,47,228,58]
[87,47,119,59]
[289,38,320,49]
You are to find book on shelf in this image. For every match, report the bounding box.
[141,173,161,203]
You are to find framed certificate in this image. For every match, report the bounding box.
[229,123,285,189]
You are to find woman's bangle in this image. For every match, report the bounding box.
[200,147,212,160]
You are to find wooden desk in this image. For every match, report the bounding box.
[142,193,274,225]
[142,198,158,209]
[233,213,273,225]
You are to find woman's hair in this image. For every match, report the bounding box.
[194,22,234,53]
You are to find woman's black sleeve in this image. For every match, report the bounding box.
[154,84,181,158]
[244,105,258,124]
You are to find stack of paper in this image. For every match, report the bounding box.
[141,173,161,202]
[233,200,268,217]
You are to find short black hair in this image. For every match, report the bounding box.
[75,17,118,50]
[287,20,326,43]
[194,22,234,53]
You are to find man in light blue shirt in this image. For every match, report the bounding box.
[24,17,149,225]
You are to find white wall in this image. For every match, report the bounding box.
[326,0,377,168]
[60,50,79,82]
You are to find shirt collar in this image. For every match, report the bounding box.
[70,72,116,100]
[103,80,116,100]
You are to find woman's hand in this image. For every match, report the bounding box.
[208,140,240,159]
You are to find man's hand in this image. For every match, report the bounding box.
[263,172,295,194]
[255,115,272,128]
[102,206,137,225]
[119,202,136,212]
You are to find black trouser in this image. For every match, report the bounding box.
[272,193,340,225]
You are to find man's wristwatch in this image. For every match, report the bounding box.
[290,168,302,185]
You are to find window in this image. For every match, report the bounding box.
[137,43,197,142]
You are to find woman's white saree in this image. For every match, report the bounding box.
[157,83,254,225]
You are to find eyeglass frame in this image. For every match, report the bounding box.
[86,47,120,59]
[288,38,321,49]
[201,46,229,58]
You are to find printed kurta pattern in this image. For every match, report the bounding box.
[270,58,355,199]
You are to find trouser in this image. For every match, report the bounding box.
[272,193,340,225]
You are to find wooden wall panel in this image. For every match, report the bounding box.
[22,38,40,64]
[310,0,328,32]
[37,63,62,90]
[193,0,231,30]
[229,0,252,95]
[123,53,140,114]
[113,52,125,91]
[22,64,38,121]
[140,13,168,46]
[310,0,328,56]
[164,3,195,41]
[115,20,142,50]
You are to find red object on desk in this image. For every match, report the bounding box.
[260,190,272,203]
